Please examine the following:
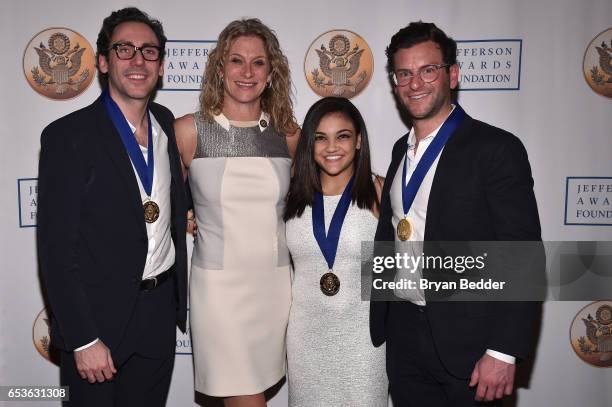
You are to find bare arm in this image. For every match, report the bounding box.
[174,114,198,235]
[173,114,197,180]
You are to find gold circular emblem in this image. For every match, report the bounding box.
[569,300,612,368]
[320,272,340,296]
[329,35,350,56]
[259,119,268,128]
[304,29,374,99]
[596,305,612,325]
[143,200,160,223]
[23,27,96,100]
[397,218,412,241]
[32,308,59,364]
[582,27,612,98]
[49,33,70,54]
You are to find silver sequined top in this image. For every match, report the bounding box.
[193,111,290,159]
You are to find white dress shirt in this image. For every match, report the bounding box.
[132,114,175,280]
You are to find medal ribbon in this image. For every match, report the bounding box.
[402,104,466,216]
[312,177,355,271]
[102,89,154,197]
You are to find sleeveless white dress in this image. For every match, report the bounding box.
[189,112,291,396]
[286,196,388,406]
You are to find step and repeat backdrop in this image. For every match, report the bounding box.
[1,0,611,405]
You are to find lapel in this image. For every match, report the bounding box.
[385,135,409,197]
[376,134,409,241]
[91,96,147,234]
[425,114,473,240]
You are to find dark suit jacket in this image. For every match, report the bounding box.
[370,113,542,378]
[37,95,187,353]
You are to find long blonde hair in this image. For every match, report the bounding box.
[199,18,297,134]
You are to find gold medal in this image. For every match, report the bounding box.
[397,217,412,241]
[320,272,340,296]
[143,200,160,223]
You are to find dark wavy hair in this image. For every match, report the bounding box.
[386,21,457,72]
[284,97,378,221]
[96,7,167,87]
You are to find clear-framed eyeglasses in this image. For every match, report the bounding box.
[110,43,162,61]
[390,63,451,86]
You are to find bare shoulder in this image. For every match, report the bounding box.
[373,174,385,198]
[174,114,197,147]
[174,113,196,138]
[173,113,197,170]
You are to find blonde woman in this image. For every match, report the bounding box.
[174,18,298,407]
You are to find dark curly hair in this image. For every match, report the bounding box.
[386,21,457,73]
[96,7,166,87]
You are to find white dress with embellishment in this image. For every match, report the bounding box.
[189,112,291,396]
[286,196,388,406]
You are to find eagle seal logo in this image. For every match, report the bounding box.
[304,30,374,99]
[583,27,612,98]
[570,300,612,368]
[32,308,59,364]
[23,28,95,100]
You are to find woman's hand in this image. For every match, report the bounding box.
[186,209,198,237]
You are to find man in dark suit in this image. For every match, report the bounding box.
[37,8,187,406]
[370,22,541,406]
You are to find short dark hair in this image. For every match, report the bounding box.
[386,21,457,72]
[284,97,378,221]
[96,7,166,86]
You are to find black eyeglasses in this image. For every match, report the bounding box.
[110,43,162,61]
[391,63,450,86]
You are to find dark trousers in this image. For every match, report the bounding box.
[60,277,177,407]
[386,301,500,407]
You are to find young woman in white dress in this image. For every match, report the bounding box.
[284,97,388,407]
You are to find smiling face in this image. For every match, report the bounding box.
[393,40,458,129]
[221,35,271,116]
[313,112,362,182]
[98,21,163,105]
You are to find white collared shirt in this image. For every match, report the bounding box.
[390,119,445,306]
[130,114,175,280]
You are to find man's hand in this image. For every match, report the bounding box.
[469,353,516,402]
[74,341,117,383]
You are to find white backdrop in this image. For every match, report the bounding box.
[1,0,611,406]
